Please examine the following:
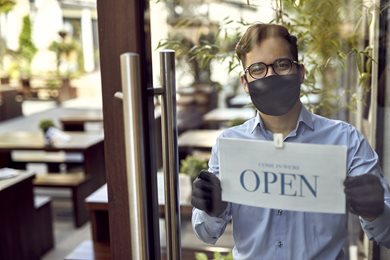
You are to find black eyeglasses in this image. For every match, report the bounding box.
[244,58,299,80]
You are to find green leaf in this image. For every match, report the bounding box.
[195,252,208,260]
[180,155,208,181]
[0,0,15,13]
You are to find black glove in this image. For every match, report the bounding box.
[191,170,227,217]
[344,174,384,219]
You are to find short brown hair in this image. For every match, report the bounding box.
[235,23,298,68]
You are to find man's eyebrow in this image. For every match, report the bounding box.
[251,56,293,64]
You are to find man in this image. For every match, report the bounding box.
[191,23,390,259]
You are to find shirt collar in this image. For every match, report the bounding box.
[298,105,314,131]
[250,105,314,134]
[250,111,262,134]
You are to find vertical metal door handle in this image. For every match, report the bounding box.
[119,50,181,260]
[120,52,148,260]
[160,49,181,260]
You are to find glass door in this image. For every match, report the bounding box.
[97,0,181,259]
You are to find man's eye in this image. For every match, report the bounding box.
[251,64,266,74]
[275,60,291,70]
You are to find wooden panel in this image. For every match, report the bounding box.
[34,196,54,255]
[0,87,22,121]
[96,0,156,258]
[0,174,39,259]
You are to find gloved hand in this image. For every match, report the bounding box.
[191,170,227,217]
[344,174,384,220]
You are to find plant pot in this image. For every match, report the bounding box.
[42,128,53,146]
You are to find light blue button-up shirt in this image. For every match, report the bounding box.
[192,105,390,260]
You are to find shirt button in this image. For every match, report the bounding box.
[277,210,283,215]
[277,241,283,248]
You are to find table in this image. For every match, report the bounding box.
[0,169,34,191]
[0,107,102,134]
[0,171,39,260]
[228,93,251,108]
[0,131,104,151]
[203,107,255,128]
[86,184,110,244]
[60,111,103,131]
[0,131,106,227]
[178,129,223,150]
[83,181,231,260]
[85,181,193,245]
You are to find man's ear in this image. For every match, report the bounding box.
[298,64,305,84]
[240,74,249,93]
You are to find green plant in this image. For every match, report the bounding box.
[0,0,15,13]
[46,77,61,89]
[180,155,208,181]
[39,119,56,132]
[17,15,37,77]
[157,1,388,117]
[49,30,80,78]
[157,17,241,85]
[195,251,233,260]
[271,0,384,117]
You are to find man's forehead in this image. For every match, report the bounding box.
[246,40,292,63]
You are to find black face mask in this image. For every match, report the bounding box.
[247,74,301,116]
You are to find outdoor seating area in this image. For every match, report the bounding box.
[0,95,105,256]
[56,92,245,259]
[0,77,244,259]
[18,77,78,103]
[1,0,240,259]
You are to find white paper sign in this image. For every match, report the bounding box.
[219,137,347,214]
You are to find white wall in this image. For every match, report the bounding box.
[31,0,63,74]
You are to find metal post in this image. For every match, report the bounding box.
[160,49,181,260]
[120,52,149,260]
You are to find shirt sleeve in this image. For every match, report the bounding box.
[192,204,231,244]
[347,126,390,248]
[358,167,390,248]
[191,135,232,244]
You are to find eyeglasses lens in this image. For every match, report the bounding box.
[249,63,267,78]
[248,58,293,79]
[274,59,292,75]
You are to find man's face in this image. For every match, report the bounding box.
[241,37,304,92]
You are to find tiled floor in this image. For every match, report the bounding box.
[39,192,234,259]
[40,197,92,260]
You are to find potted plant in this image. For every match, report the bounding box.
[49,30,80,78]
[180,155,208,182]
[157,25,239,112]
[39,119,56,145]
[49,30,80,102]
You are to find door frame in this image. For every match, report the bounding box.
[96,0,160,258]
